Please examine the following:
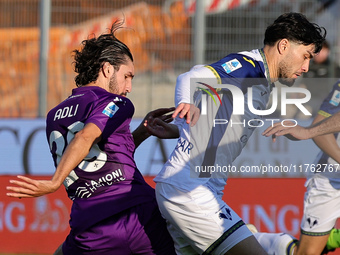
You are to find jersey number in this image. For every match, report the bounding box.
[49,121,107,173]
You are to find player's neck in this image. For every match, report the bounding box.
[262,45,279,83]
[84,76,108,92]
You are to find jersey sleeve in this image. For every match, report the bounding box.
[318,80,340,117]
[208,53,267,90]
[85,96,133,140]
[175,65,217,106]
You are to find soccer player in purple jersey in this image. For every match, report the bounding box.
[6,21,176,255]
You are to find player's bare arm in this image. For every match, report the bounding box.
[6,122,102,198]
[263,111,340,142]
[262,121,312,142]
[310,111,340,136]
[312,113,340,164]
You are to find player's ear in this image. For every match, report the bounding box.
[277,39,289,55]
[101,62,113,78]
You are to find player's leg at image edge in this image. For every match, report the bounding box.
[247,224,297,255]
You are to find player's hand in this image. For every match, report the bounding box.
[262,121,310,142]
[172,103,200,126]
[133,107,176,147]
[144,107,175,124]
[137,107,175,135]
[6,175,59,198]
[144,116,179,139]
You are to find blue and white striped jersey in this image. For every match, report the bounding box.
[154,49,274,194]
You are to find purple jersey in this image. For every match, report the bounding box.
[46,86,155,234]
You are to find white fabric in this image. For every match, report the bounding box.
[254,232,297,255]
[156,182,252,254]
[301,174,340,234]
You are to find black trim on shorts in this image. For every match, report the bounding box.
[202,220,245,255]
[301,228,332,236]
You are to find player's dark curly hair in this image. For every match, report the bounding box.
[73,20,133,87]
[264,12,326,54]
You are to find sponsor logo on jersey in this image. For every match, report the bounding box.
[261,91,268,96]
[75,168,126,198]
[102,101,119,118]
[222,58,242,74]
[243,56,255,67]
[329,90,340,106]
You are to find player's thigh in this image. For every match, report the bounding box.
[301,176,340,234]
[156,183,253,254]
[224,235,267,255]
[63,203,175,255]
[296,233,330,255]
[132,200,176,255]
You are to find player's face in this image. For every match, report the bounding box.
[278,43,315,87]
[109,59,134,96]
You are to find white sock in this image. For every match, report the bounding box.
[254,232,297,255]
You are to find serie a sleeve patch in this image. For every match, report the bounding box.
[329,90,340,106]
[102,101,119,118]
[221,58,242,74]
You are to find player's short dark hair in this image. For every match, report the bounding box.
[73,20,133,87]
[264,12,326,54]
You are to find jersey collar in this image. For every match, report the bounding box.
[259,48,274,88]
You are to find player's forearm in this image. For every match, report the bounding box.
[132,125,150,149]
[313,134,340,164]
[308,112,340,138]
[51,131,96,190]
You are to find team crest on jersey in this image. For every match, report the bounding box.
[222,58,242,74]
[306,216,319,229]
[329,90,340,106]
[102,101,119,118]
[218,206,232,221]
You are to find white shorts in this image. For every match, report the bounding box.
[155,182,252,255]
[301,174,340,235]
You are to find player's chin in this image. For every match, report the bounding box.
[278,77,296,87]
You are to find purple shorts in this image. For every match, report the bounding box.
[62,200,175,255]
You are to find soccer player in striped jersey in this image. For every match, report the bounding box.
[146,12,326,255]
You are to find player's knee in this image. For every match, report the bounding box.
[225,235,268,255]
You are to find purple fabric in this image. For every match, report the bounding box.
[46,86,174,254]
[62,201,175,254]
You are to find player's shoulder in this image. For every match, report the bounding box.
[209,49,266,78]
[178,64,215,79]
[87,87,132,106]
[331,79,340,90]
[223,49,264,70]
